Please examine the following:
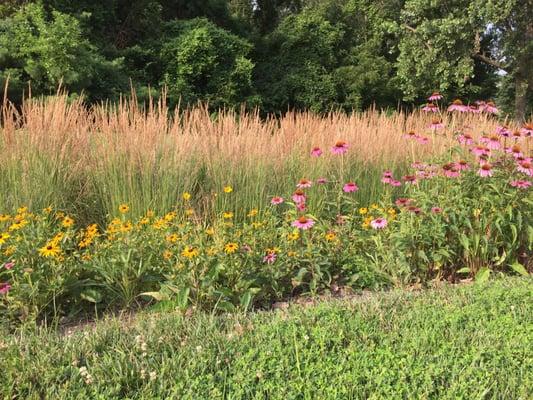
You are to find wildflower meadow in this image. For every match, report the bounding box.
[0,95,531,323]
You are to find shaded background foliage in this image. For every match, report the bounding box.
[0,0,531,118]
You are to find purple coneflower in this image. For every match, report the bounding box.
[442,163,460,178]
[447,99,467,112]
[296,178,312,189]
[422,103,439,112]
[402,175,418,185]
[370,218,388,229]
[496,125,511,137]
[521,123,533,137]
[478,163,493,178]
[457,133,474,145]
[343,182,359,193]
[509,180,531,189]
[292,190,306,204]
[0,282,11,295]
[395,198,411,207]
[311,147,322,157]
[455,160,470,171]
[271,196,284,205]
[471,145,490,157]
[331,141,349,155]
[263,252,277,264]
[407,206,422,214]
[517,160,533,176]
[416,136,430,145]
[292,216,315,230]
[428,92,443,101]
[3,261,14,270]
[483,101,498,114]
[390,179,402,187]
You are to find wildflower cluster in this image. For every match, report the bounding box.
[0,97,531,323]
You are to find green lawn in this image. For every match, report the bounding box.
[1,278,532,399]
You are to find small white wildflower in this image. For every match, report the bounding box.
[149,371,157,381]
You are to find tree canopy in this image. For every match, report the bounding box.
[0,0,531,118]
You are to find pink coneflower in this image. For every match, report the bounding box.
[431,207,442,213]
[448,99,466,112]
[407,206,422,214]
[505,145,523,158]
[486,135,501,150]
[297,178,312,188]
[483,101,498,114]
[395,198,412,207]
[521,123,533,137]
[428,92,443,101]
[292,216,315,230]
[511,130,523,141]
[271,196,284,205]
[411,161,427,170]
[3,261,14,270]
[422,103,439,112]
[517,160,533,176]
[471,145,490,157]
[442,163,460,178]
[296,202,307,212]
[418,171,436,180]
[402,175,417,185]
[416,136,430,144]
[343,182,359,193]
[292,189,306,203]
[331,141,349,155]
[381,170,393,184]
[454,160,470,171]
[390,179,402,187]
[317,177,327,184]
[370,218,388,229]
[510,180,531,189]
[263,252,277,264]
[404,130,418,140]
[496,125,511,137]
[0,282,11,295]
[478,163,493,177]
[467,105,481,113]
[311,147,323,157]
[457,133,474,145]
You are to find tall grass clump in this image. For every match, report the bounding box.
[0,94,506,224]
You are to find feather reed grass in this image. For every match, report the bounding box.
[0,94,511,223]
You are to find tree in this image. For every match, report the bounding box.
[160,18,259,109]
[255,0,403,113]
[395,0,532,119]
[0,2,126,103]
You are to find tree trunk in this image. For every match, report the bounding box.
[514,75,528,122]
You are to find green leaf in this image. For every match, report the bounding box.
[80,289,103,303]
[457,267,470,274]
[475,268,491,284]
[510,262,529,277]
[141,291,169,301]
[239,291,253,311]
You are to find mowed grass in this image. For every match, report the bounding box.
[1,277,531,399]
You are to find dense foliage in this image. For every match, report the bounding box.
[0,0,531,117]
[1,278,531,398]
